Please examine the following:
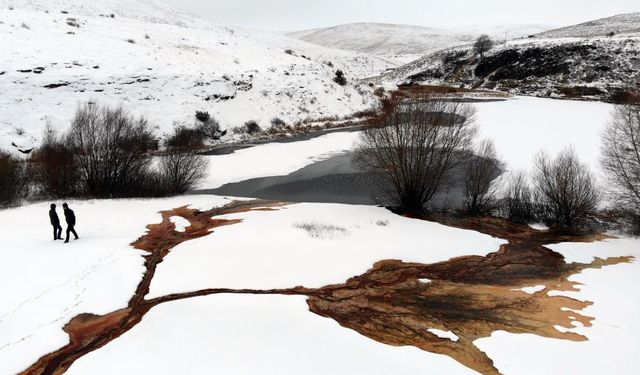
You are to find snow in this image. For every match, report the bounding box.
[1,0,213,28]
[475,97,613,175]
[197,97,613,190]
[512,285,546,294]
[0,195,228,375]
[475,236,640,375]
[0,4,391,155]
[428,329,460,342]
[288,23,476,65]
[528,223,550,231]
[148,203,506,296]
[67,294,475,375]
[536,12,640,38]
[198,131,360,189]
[169,216,190,232]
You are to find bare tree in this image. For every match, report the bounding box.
[474,34,494,58]
[601,103,640,224]
[158,150,209,195]
[0,151,25,208]
[353,96,477,213]
[28,124,80,197]
[464,139,502,215]
[533,148,600,229]
[67,102,157,198]
[501,170,537,224]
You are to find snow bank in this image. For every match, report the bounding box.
[67,295,474,374]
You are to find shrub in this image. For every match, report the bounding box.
[270,117,286,128]
[473,34,494,58]
[195,110,211,123]
[0,151,25,208]
[68,102,157,198]
[500,171,536,224]
[157,150,208,195]
[244,120,262,135]
[165,126,207,151]
[195,112,225,141]
[601,102,640,232]
[333,70,347,86]
[464,140,502,216]
[295,221,348,239]
[354,96,477,214]
[28,125,81,198]
[533,148,600,229]
[127,38,136,44]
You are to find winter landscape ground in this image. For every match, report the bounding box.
[1,1,640,374]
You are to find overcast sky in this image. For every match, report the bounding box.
[164,0,638,31]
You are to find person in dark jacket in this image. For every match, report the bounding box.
[49,204,62,240]
[62,203,79,243]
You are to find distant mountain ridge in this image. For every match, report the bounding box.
[536,12,640,38]
[287,23,476,64]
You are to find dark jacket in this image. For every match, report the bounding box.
[64,208,76,226]
[49,209,60,226]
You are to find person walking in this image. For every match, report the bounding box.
[49,204,62,240]
[63,203,79,243]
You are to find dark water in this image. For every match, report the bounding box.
[192,152,475,208]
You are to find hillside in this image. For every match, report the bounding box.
[456,24,555,40]
[287,23,476,64]
[374,36,640,101]
[1,0,213,27]
[0,2,393,155]
[536,12,640,38]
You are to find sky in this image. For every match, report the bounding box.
[164,0,639,31]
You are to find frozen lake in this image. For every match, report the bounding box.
[197,97,614,201]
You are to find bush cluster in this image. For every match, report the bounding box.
[26,102,208,199]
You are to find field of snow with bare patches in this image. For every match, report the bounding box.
[0,196,229,375]
[0,3,393,155]
[147,202,507,295]
[476,237,640,375]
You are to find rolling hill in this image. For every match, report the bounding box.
[0,1,393,155]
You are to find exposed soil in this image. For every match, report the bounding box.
[21,201,633,375]
[20,200,308,375]
[306,215,632,374]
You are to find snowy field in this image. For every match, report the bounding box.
[148,203,507,295]
[1,196,637,374]
[0,91,625,373]
[0,196,229,375]
[67,295,472,375]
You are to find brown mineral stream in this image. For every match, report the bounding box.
[21,201,633,375]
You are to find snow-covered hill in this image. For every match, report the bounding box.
[456,24,556,40]
[373,36,640,101]
[536,12,640,38]
[0,2,393,155]
[287,23,476,64]
[1,0,212,27]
